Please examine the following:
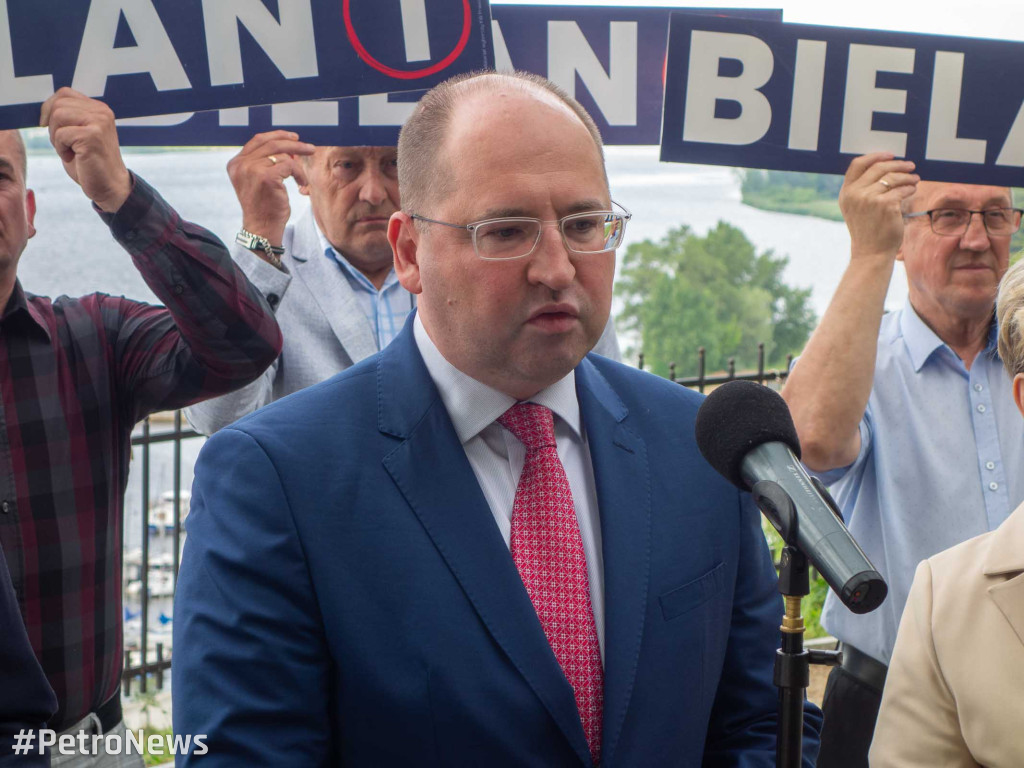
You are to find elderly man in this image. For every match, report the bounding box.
[173,71,821,766]
[0,90,280,765]
[869,257,1024,767]
[184,131,622,435]
[781,153,1024,767]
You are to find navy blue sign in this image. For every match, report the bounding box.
[113,5,781,147]
[660,13,1024,186]
[0,0,492,130]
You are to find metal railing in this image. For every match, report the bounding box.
[639,342,793,392]
[120,345,794,694]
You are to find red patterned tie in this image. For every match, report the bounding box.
[498,402,604,765]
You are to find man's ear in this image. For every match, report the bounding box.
[389,212,422,294]
[1014,372,1024,419]
[25,188,36,240]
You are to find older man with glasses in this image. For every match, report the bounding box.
[781,153,1024,768]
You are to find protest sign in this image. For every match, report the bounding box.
[0,0,492,130]
[112,5,781,147]
[660,13,1024,186]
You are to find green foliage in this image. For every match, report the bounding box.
[616,222,817,377]
[738,169,844,221]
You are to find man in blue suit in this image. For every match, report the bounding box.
[173,71,821,766]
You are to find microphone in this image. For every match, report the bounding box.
[694,380,886,614]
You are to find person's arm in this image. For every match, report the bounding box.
[781,154,917,473]
[173,427,331,765]
[40,89,283,420]
[702,493,823,766]
[868,561,971,766]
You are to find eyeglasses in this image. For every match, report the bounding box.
[409,202,632,261]
[902,207,1023,237]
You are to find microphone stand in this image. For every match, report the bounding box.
[752,481,842,768]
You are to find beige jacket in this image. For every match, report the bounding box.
[870,502,1024,767]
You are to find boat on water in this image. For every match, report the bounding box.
[147,489,191,533]
[125,570,175,599]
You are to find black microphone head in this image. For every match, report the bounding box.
[694,380,801,489]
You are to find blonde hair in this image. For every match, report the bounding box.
[396,70,605,216]
[997,258,1024,376]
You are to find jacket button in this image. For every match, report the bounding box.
[1,500,9,514]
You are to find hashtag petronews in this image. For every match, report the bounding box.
[11,727,208,757]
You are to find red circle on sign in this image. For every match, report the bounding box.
[343,0,472,81]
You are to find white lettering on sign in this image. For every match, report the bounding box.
[72,0,191,97]
[116,111,193,126]
[788,39,826,151]
[399,0,430,63]
[926,51,985,163]
[358,93,416,126]
[202,0,317,87]
[218,106,249,126]
[0,0,53,107]
[547,21,637,126]
[997,104,1024,166]
[839,43,914,157]
[273,100,337,125]
[491,20,514,72]
[683,30,773,146]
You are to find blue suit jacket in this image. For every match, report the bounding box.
[173,320,821,766]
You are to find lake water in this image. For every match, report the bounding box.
[17,145,911,647]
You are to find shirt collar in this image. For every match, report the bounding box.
[413,313,581,444]
[314,220,397,291]
[2,280,51,341]
[899,300,998,372]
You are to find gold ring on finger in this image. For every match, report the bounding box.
[268,155,278,165]
[878,178,891,189]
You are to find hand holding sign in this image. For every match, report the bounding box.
[839,153,918,262]
[229,131,316,248]
[40,88,131,213]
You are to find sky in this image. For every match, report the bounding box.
[493,0,1024,42]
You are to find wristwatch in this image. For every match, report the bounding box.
[236,229,285,269]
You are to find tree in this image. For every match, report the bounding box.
[615,221,817,378]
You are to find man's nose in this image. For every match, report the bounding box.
[961,211,992,251]
[358,169,388,206]
[526,224,575,291]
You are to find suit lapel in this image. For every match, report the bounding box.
[290,211,378,363]
[378,326,592,765]
[984,504,1024,647]
[576,359,651,765]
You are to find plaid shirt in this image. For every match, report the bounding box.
[0,176,282,731]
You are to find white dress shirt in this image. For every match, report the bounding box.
[414,315,606,657]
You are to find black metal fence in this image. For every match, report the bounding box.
[120,345,793,695]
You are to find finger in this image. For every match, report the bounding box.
[248,139,316,162]
[874,172,920,191]
[844,152,895,184]
[861,160,916,187]
[239,131,302,156]
[292,158,310,188]
[51,125,92,164]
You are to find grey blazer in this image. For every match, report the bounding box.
[186,207,621,435]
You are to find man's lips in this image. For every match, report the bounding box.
[527,304,581,332]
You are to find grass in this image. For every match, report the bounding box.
[742,193,843,222]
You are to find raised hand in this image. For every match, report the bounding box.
[40,88,132,213]
[228,131,316,247]
[839,153,919,261]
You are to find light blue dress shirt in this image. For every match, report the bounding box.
[818,302,1024,665]
[317,227,415,352]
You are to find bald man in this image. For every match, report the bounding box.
[174,71,821,766]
